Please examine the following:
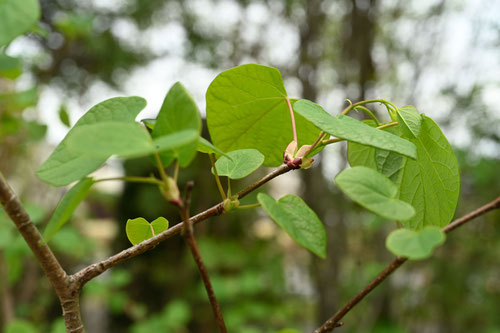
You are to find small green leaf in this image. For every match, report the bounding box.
[152,82,202,167]
[197,137,229,158]
[206,64,321,166]
[37,96,147,186]
[0,0,41,46]
[67,122,198,158]
[213,149,264,179]
[335,166,415,221]
[294,99,417,159]
[43,178,94,242]
[386,227,446,260]
[126,217,169,245]
[0,53,22,79]
[257,193,326,258]
[396,105,421,138]
[58,104,71,127]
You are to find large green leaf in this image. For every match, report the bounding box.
[152,82,201,167]
[335,166,415,221]
[257,193,326,258]
[396,105,421,138]
[348,116,460,229]
[386,226,446,260]
[43,178,94,242]
[67,122,198,158]
[0,0,40,46]
[293,99,417,159]
[206,64,321,166]
[126,217,169,245]
[213,149,264,179]
[37,97,147,186]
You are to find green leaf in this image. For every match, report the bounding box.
[67,122,198,158]
[0,53,22,79]
[396,105,421,138]
[58,104,71,127]
[43,178,94,242]
[335,166,415,221]
[213,149,264,179]
[126,217,169,245]
[206,64,321,166]
[293,99,417,159]
[37,96,147,186]
[0,0,40,46]
[197,137,223,155]
[257,193,326,258]
[349,116,460,229]
[152,82,202,167]
[386,226,446,260]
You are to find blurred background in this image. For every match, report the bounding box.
[1,0,499,332]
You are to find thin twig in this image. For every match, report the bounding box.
[94,176,163,186]
[314,196,500,333]
[73,164,293,284]
[153,152,169,185]
[180,181,227,333]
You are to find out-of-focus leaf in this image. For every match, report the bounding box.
[0,0,41,46]
[386,226,446,260]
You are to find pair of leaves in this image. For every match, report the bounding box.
[348,115,460,230]
[293,99,417,159]
[37,97,147,186]
[206,64,321,166]
[0,0,40,46]
[335,166,415,221]
[213,149,264,179]
[258,193,326,258]
[126,217,169,245]
[386,227,446,260]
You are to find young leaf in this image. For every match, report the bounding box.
[126,217,169,245]
[213,149,264,179]
[152,82,202,167]
[206,64,321,166]
[386,227,446,260]
[347,116,460,230]
[58,104,71,127]
[257,193,326,258]
[293,99,417,159]
[37,97,147,186]
[67,122,198,158]
[0,0,40,46]
[335,166,415,221]
[396,105,421,138]
[43,178,94,242]
[197,137,229,158]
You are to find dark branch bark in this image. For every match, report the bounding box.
[0,173,83,332]
[314,195,500,333]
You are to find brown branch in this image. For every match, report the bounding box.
[314,195,500,333]
[0,172,83,332]
[74,164,294,285]
[180,181,227,332]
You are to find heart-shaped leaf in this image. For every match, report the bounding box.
[152,82,202,167]
[206,64,321,166]
[67,122,198,158]
[126,217,169,245]
[43,177,94,242]
[37,96,147,186]
[386,226,446,260]
[213,149,264,179]
[257,193,326,258]
[0,0,40,46]
[293,99,417,159]
[348,116,460,230]
[335,166,415,221]
[396,105,421,138]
